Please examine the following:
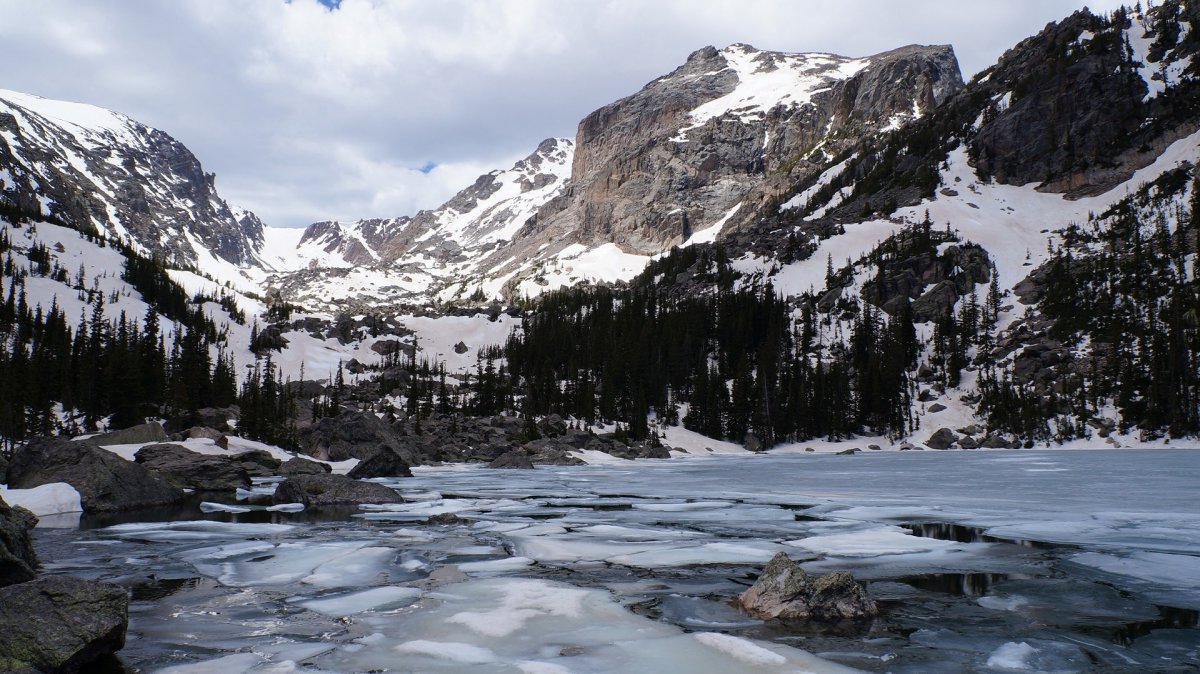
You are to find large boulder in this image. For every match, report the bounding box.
[346,448,413,479]
[7,437,184,513]
[279,457,331,477]
[0,496,38,588]
[0,576,129,673]
[737,552,876,623]
[134,443,251,492]
[300,411,419,464]
[925,427,958,450]
[231,450,283,477]
[488,450,535,470]
[90,422,167,446]
[272,475,400,507]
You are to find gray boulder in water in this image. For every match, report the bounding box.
[272,474,400,507]
[0,576,129,673]
[737,552,876,622]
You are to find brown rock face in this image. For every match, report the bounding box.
[737,552,876,622]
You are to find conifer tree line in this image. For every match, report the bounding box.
[498,244,920,447]
[977,167,1200,441]
[0,215,239,453]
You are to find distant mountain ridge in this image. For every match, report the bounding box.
[0,89,265,269]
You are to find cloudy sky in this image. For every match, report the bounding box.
[0,0,1125,229]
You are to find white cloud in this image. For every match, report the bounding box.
[0,0,1129,228]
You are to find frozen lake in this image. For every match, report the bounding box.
[34,449,1200,673]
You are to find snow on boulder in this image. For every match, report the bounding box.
[0,483,82,518]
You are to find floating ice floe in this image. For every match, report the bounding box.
[313,578,862,673]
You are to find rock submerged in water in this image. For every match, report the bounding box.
[6,437,184,513]
[737,552,876,623]
[272,474,401,507]
[0,576,129,673]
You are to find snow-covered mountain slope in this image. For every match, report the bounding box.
[0,88,266,268]
[261,138,574,310]
[697,1,1200,446]
[266,43,960,311]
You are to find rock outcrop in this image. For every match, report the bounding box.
[6,437,184,513]
[300,411,420,463]
[737,552,877,622]
[0,576,129,673]
[272,474,400,507]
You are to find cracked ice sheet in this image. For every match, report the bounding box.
[185,540,396,589]
[786,526,967,557]
[293,586,422,617]
[316,578,863,674]
[1066,551,1200,609]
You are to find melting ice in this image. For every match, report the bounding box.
[31,449,1200,672]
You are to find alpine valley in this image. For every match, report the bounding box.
[1,2,1199,673]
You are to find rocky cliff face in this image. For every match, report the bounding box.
[969,4,1200,196]
[0,89,265,267]
[267,43,962,309]
[495,44,961,280]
